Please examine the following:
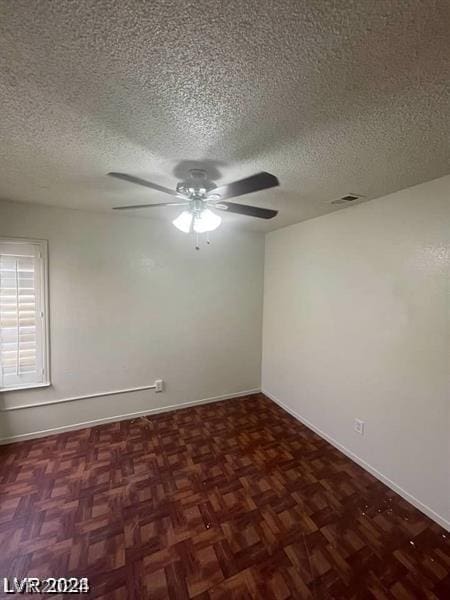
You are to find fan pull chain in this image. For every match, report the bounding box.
[193,232,213,249]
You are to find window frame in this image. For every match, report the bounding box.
[0,237,50,392]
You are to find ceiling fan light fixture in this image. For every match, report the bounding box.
[109,170,279,242]
[172,210,193,233]
[193,209,222,233]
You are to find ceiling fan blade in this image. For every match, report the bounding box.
[108,172,180,197]
[215,202,278,219]
[208,171,279,201]
[113,202,189,210]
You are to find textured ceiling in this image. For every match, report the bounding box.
[0,0,449,231]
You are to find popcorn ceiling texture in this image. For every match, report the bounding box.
[0,0,449,231]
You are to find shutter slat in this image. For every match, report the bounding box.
[1,242,46,389]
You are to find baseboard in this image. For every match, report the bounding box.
[0,388,261,445]
[263,389,450,532]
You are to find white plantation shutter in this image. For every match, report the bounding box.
[0,239,49,390]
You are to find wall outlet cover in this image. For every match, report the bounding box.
[354,418,365,435]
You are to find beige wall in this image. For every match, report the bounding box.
[0,201,264,441]
[262,175,450,530]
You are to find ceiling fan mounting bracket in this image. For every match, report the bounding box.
[187,168,207,180]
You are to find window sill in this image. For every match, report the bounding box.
[0,382,51,393]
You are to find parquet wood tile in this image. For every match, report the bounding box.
[0,393,449,598]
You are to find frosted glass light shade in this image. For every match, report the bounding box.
[193,209,222,233]
[172,210,193,233]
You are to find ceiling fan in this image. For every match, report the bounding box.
[108,169,279,248]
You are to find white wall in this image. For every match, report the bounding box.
[262,175,450,530]
[0,201,264,441]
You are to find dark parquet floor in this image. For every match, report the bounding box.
[0,393,449,599]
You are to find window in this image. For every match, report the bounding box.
[0,238,49,391]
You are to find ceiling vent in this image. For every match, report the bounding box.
[331,193,362,205]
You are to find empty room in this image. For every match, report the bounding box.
[0,1,449,598]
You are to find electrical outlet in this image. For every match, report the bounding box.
[155,379,164,393]
[354,419,365,435]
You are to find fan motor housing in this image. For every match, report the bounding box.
[176,169,216,198]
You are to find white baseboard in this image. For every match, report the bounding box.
[0,388,260,445]
[263,389,450,532]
